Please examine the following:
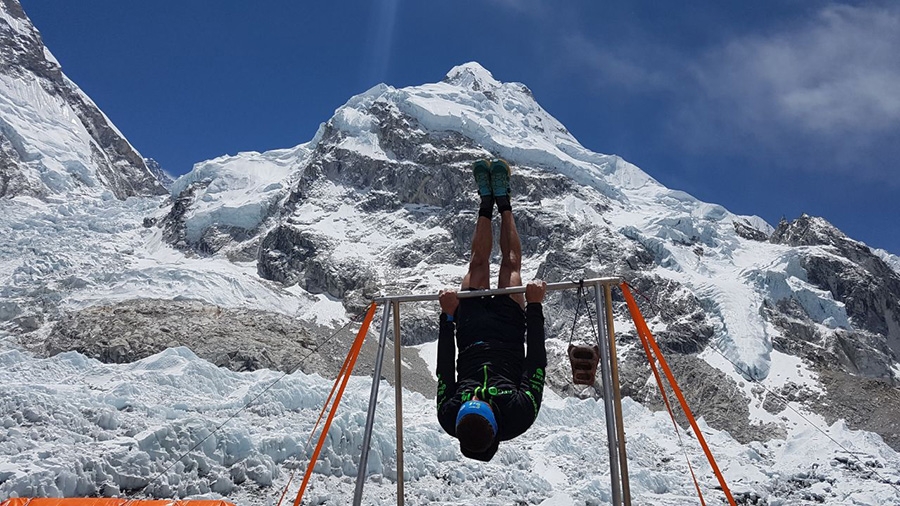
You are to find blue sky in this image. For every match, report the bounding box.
[21,1,900,254]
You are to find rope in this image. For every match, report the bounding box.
[633,295,707,505]
[622,283,737,506]
[624,281,900,497]
[584,284,600,344]
[305,332,363,448]
[276,329,365,506]
[567,279,601,346]
[274,472,294,506]
[567,280,585,345]
[292,302,378,506]
[141,307,370,498]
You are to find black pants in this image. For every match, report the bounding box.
[456,294,526,350]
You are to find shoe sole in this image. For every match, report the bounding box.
[472,159,492,197]
[490,159,510,197]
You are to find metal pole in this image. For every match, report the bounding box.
[593,282,622,505]
[353,303,392,506]
[392,301,405,506]
[604,284,631,506]
[372,277,623,304]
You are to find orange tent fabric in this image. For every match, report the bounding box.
[0,500,235,506]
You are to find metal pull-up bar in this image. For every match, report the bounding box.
[353,276,631,506]
[372,277,625,303]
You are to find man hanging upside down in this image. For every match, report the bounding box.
[436,157,548,462]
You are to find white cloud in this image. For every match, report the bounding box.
[696,4,900,137]
[505,1,900,180]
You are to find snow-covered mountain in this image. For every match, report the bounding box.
[2,0,900,503]
[0,0,165,199]
[153,61,900,439]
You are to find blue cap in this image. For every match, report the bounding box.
[456,400,498,435]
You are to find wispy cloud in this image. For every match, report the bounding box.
[487,0,547,16]
[696,5,900,134]
[363,0,400,86]
[677,4,900,180]
[521,2,900,182]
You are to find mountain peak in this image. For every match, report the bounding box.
[771,213,849,248]
[443,62,501,92]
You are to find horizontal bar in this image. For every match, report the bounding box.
[372,276,623,304]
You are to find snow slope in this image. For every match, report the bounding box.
[0,195,310,324]
[0,3,162,199]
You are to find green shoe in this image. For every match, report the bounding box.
[472,159,492,197]
[490,158,511,197]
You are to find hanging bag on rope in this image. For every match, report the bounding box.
[567,281,601,385]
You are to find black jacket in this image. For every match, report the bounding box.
[436,302,547,461]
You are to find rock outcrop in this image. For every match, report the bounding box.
[770,215,900,371]
[43,298,437,397]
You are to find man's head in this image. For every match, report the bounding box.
[455,400,498,453]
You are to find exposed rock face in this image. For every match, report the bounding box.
[771,215,900,367]
[815,369,900,450]
[258,99,621,310]
[764,299,897,383]
[145,158,174,189]
[0,127,29,197]
[0,0,166,199]
[640,352,785,444]
[549,335,778,445]
[257,224,378,312]
[733,219,769,242]
[160,180,210,251]
[44,299,314,373]
[759,215,900,449]
[42,298,437,397]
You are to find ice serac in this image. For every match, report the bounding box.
[159,144,313,260]
[0,0,166,199]
[875,248,900,276]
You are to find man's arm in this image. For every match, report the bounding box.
[496,280,548,440]
[436,290,460,436]
[522,280,548,379]
[500,301,547,439]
